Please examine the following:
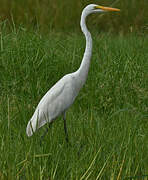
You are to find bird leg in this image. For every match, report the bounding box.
[63,112,69,143]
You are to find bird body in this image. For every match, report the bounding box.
[26,4,120,138]
[27,73,78,136]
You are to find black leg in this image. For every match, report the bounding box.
[63,112,69,143]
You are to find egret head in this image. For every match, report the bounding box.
[83,4,120,16]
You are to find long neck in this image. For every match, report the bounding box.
[76,11,92,86]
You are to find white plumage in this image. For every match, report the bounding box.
[27,74,80,136]
[26,4,120,139]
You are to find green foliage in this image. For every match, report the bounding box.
[0,26,148,179]
[0,0,148,33]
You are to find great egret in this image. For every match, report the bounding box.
[26,4,120,141]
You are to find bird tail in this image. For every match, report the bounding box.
[26,109,50,137]
[26,120,34,137]
[26,109,40,137]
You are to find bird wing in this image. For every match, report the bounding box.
[26,75,75,136]
[38,76,66,109]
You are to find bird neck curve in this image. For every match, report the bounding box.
[75,10,92,87]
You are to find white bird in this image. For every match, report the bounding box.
[26,4,120,141]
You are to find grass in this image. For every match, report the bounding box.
[0,25,148,179]
[0,0,148,33]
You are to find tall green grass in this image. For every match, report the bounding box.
[0,24,148,179]
[0,0,148,33]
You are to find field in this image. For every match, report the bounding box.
[0,23,148,179]
[0,0,147,33]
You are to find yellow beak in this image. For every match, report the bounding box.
[95,5,120,12]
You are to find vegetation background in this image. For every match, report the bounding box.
[0,0,148,179]
[0,0,148,33]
